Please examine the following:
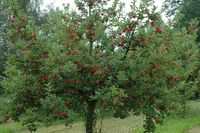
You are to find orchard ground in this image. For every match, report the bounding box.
[0,100,200,133]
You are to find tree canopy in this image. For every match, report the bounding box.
[0,0,199,133]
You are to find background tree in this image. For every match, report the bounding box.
[164,0,200,99]
[0,0,52,123]
[164,0,200,42]
[16,0,51,25]
[0,0,9,94]
[0,0,51,93]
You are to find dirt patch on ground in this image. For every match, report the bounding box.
[186,126,200,133]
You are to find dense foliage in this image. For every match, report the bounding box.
[164,0,200,42]
[0,1,8,88]
[0,0,47,94]
[1,0,199,133]
[164,0,200,99]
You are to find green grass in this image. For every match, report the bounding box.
[0,122,26,133]
[0,111,83,133]
[134,100,200,133]
[16,115,143,133]
[0,101,200,133]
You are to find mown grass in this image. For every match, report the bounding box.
[0,122,26,133]
[16,115,143,133]
[0,112,82,133]
[134,100,200,133]
[0,101,199,133]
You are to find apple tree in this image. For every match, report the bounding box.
[1,0,199,133]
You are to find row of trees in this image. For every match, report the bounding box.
[0,0,199,133]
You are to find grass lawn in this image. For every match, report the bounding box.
[0,100,199,133]
[1,115,144,133]
[186,126,200,133]
[0,122,26,133]
[16,115,144,133]
[134,100,200,133]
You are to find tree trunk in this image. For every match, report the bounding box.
[86,100,96,133]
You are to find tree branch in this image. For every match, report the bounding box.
[88,3,93,56]
[123,30,135,59]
